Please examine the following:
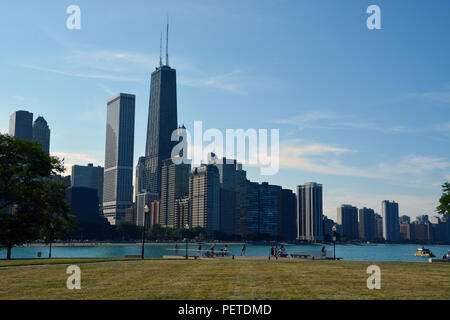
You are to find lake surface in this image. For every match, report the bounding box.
[1,243,449,262]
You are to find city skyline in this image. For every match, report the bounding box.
[1,1,450,221]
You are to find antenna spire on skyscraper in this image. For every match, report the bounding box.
[166,16,169,66]
[159,32,162,67]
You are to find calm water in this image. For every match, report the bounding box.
[1,243,449,262]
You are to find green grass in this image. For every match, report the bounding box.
[0,259,449,299]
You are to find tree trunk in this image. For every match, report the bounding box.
[6,240,12,260]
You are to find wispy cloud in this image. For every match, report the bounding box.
[378,155,450,176]
[51,151,102,175]
[276,139,383,179]
[273,111,410,133]
[19,64,143,83]
[179,69,252,94]
[275,139,450,182]
[97,83,114,96]
[421,90,450,104]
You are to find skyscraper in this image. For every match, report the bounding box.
[279,188,297,240]
[135,156,146,200]
[358,207,376,240]
[382,200,400,241]
[235,180,260,236]
[297,182,323,241]
[160,158,190,227]
[32,116,50,154]
[212,157,240,235]
[103,93,135,225]
[143,27,178,199]
[9,110,33,141]
[71,163,104,213]
[259,182,282,237]
[337,204,359,239]
[189,165,220,234]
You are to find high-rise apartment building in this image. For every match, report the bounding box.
[174,197,190,229]
[103,93,135,225]
[297,182,324,241]
[71,163,104,213]
[374,213,383,240]
[258,182,282,237]
[32,116,50,154]
[358,207,376,240]
[382,200,400,241]
[279,188,297,240]
[235,180,260,236]
[337,204,359,239]
[160,158,190,227]
[9,110,33,141]
[189,165,220,234]
[212,157,247,235]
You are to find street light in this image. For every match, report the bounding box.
[141,205,149,260]
[333,233,336,261]
[49,223,54,259]
[184,224,189,259]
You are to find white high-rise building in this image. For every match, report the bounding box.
[297,182,324,241]
[189,164,220,234]
[103,93,135,225]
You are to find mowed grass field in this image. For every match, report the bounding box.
[0,258,449,299]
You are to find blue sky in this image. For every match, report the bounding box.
[1,0,449,220]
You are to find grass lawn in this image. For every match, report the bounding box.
[0,258,449,299]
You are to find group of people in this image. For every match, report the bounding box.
[269,244,287,259]
[443,250,450,260]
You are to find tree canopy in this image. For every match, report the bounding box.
[437,181,450,216]
[0,134,76,259]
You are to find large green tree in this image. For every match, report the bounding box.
[0,134,76,259]
[436,181,450,216]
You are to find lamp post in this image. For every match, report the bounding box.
[184,224,190,259]
[333,234,336,261]
[48,223,54,259]
[141,205,149,260]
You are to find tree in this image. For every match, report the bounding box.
[0,134,74,259]
[437,182,450,217]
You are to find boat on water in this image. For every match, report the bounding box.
[414,247,435,257]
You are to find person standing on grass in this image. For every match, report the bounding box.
[211,244,215,257]
[175,243,178,256]
[241,243,246,256]
[198,244,202,256]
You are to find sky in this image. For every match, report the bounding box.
[1,0,449,221]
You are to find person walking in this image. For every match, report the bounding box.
[210,244,215,257]
[241,243,246,256]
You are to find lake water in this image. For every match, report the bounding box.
[1,243,449,262]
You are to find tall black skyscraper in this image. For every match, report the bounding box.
[143,23,178,198]
[9,110,33,141]
[32,116,50,154]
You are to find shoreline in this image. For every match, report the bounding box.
[11,242,450,248]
